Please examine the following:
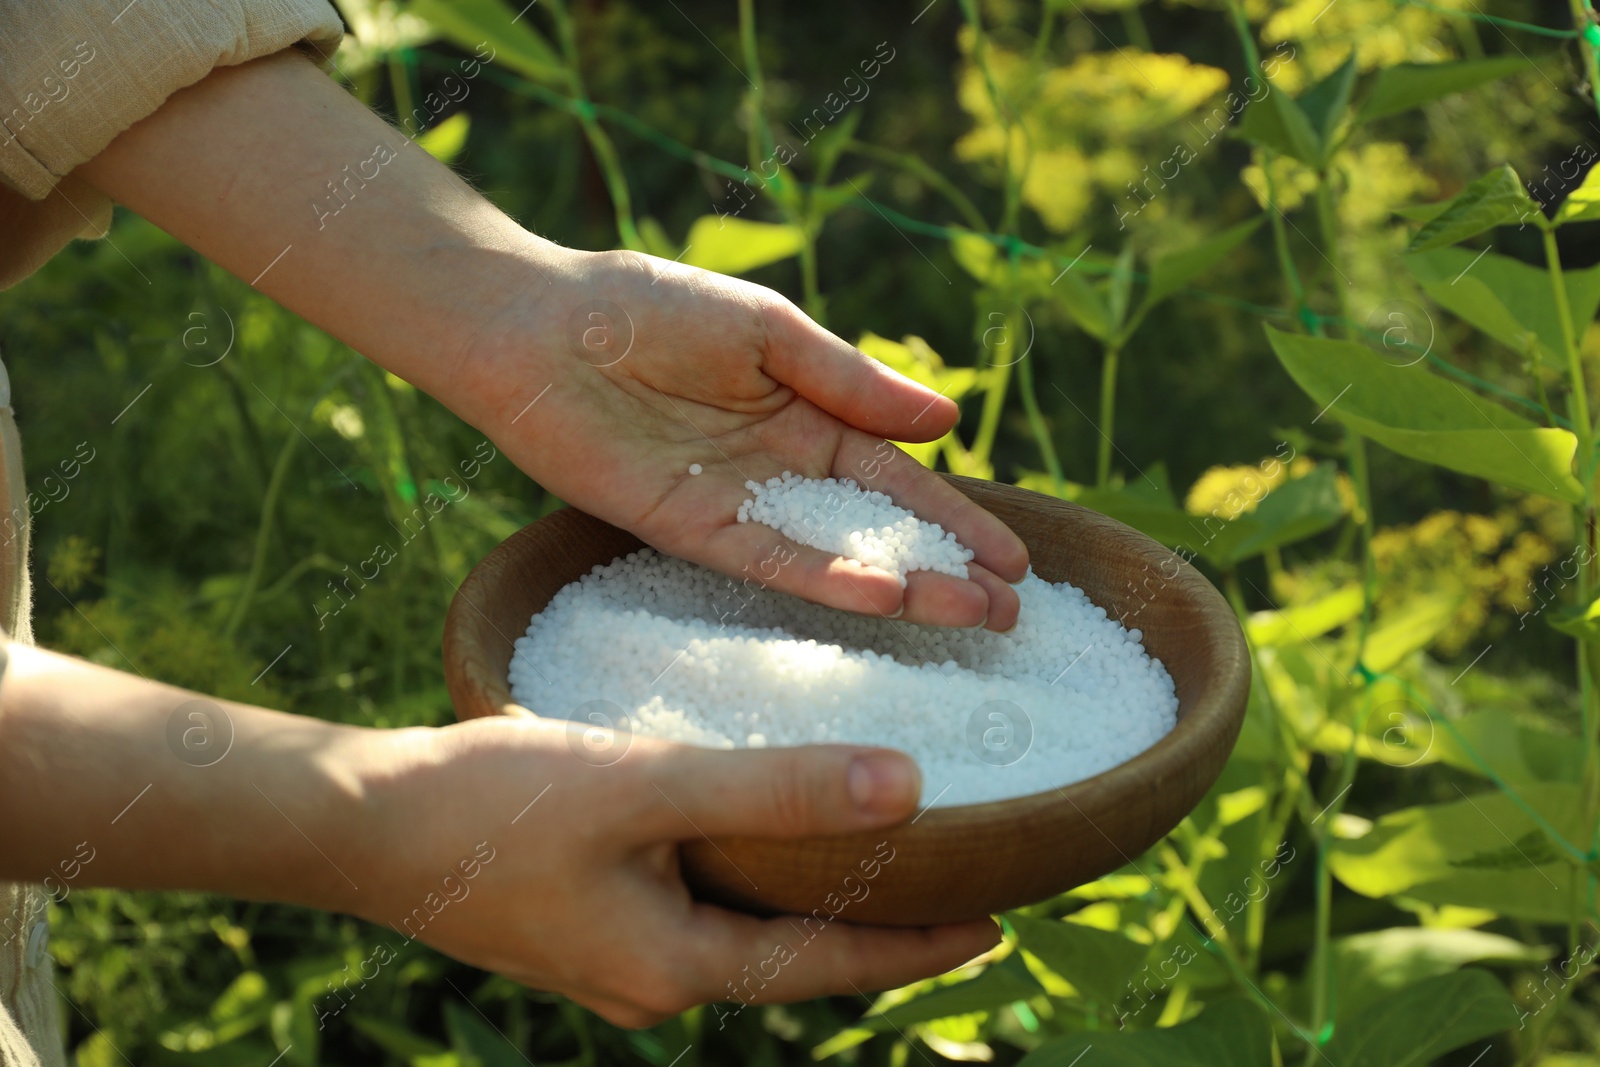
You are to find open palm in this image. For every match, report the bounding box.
[466,249,1029,630]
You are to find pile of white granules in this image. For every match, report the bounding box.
[736,472,975,583]
[509,476,1179,806]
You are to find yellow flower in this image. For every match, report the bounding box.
[1184,459,1290,520]
[957,35,1229,232]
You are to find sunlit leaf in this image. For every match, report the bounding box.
[1549,591,1600,641]
[1328,783,1584,921]
[1360,592,1462,674]
[1008,912,1150,1004]
[415,113,471,164]
[1358,57,1533,123]
[1406,247,1600,369]
[861,956,1042,1031]
[1556,162,1600,224]
[1201,463,1345,565]
[680,216,806,276]
[408,0,565,86]
[858,332,978,466]
[1407,165,1543,252]
[1321,970,1517,1066]
[1248,584,1363,646]
[1266,327,1583,503]
[1330,927,1548,1021]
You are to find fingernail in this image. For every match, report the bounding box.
[849,752,920,817]
[887,604,905,619]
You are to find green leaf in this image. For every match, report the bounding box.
[1430,709,1582,786]
[416,113,471,165]
[151,1040,281,1067]
[1265,327,1583,503]
[1128,218,1263,334]
[1238,82,1320,165]
[1007,912,1151,1004]
[680,216,806,276]
[1358,57,1533,123]
[1247,583,1364,646]
[1201,463,1345,565]
[1296,55,1357,163]
[1328,783,1583,921]
[1054,268,1113,342]
[1330,927,1549,1021]
[350,1016,453,1065]
[1550,592,1600,640]
[1406,247,1600,369]
[809,175,871,219]
[445,1001,527,1067]
[1407,165,1542,252]
[210,971,270,1024]
[1556,163,1600,224]
[805,108,863,186]
[1015,999,1274,1067]
[1107,244,1137,335]
[857,332,978,466]
[270,998,318,1067]
[1066,486,1207,550]
[408,0,566,86]
[1359,592,1462,674]
[950,229,999,283]
[863,956,1043,1031]
[1321,970,1518,1066]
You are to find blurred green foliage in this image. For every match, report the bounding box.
[8,0,1600,1062]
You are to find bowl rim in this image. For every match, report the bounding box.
[443,474,1250,831]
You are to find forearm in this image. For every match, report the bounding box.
[0,644,392,916]
[73,49,567,403]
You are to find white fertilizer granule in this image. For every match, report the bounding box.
[736,471,975,584]
[509,553,1180,808]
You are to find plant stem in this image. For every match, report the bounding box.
[1301,846,1334,1066]
[1096,343,1123,487]
[1570,0,1600,119]
[1120,5,1154,51]
[549,0,642,250]
[1545,226,1600,885]
[225,430,300,640]
[840,142,991,233]
[737,0,777,167]
[1013,302,1063,494]
[971,344,1012,473]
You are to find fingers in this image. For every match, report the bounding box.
[898,571,987,629]
[838,435,1030,583]
[702,519,907,618]
[631,740,923,840]
[967,562,1021,632]
[761,301,959,443]
[684,907,1002,1008]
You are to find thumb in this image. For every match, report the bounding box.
[633,742,923,841]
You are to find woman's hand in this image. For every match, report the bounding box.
[360,716,1001,1028]
[78,50,1029,629]
[451,246,1030,631]
[0,649,1000,1029]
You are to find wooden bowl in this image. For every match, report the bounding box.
[443,475,1249,926]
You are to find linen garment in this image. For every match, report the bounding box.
[0,1,345,1060]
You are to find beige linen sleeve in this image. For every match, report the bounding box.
[0,0,345,288]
